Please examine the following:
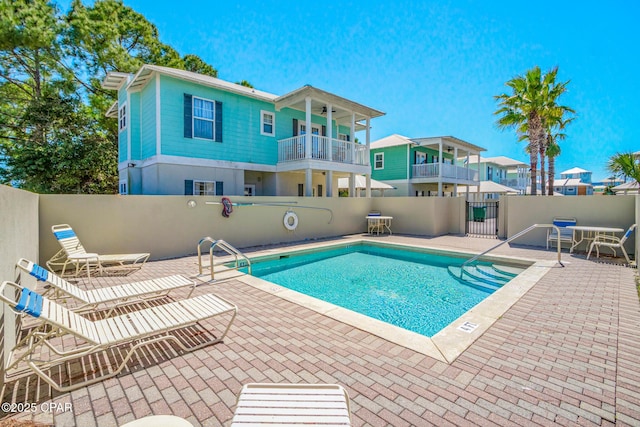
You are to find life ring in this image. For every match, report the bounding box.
[283,211,298,231]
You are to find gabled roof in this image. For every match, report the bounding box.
[410,136,485,154]
[554,178,592,187]
[102,65,278,102]
[560,167,591,175]
[458,181,519,194]
[275,85,385,122]
[370,134,413,149]
[464,155,527,167]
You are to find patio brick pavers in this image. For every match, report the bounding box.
[1,234,639,426]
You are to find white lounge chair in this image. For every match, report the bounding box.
[231,383,352,426]
[546,217,577,250]
[47,224,150,277]
[0,281,237,392]
[587,224,637,265]
[17,258,196,314]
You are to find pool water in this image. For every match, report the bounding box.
[246,244,499,337]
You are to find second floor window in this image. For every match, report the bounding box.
[193,97,215,140]
[119,103,127,131]
[261,110,275,136]
[194,180,216,196]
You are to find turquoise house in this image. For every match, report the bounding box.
[102,65,384,196]
[369,134,485,197]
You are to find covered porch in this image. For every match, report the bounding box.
[410,136,484,197]
[274,85,385,197]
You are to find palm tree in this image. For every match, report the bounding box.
[607,153,640,186]
[495,66,572,195]
[545,115,573,195]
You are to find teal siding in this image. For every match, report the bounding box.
[140,80,156,159]
[371,145,408,180]
[160,75,279,165]
[129,92,140,161]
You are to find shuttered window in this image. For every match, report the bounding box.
[184,94,222,142]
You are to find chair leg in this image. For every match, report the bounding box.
[586,242,595,260]
[622,247,631,265]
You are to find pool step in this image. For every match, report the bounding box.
[447,264,523,291]
[447,266,503,291]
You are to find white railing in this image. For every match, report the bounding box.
[412,163,479,180]
[278,135,368,165]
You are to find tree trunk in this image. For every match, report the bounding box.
[539,143,546,196]
[529,141,537,195]
[548,156,555,195]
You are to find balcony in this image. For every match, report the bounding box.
[412,163,478,181]
[278,135,368,166]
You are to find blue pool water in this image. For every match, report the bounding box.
[246,244,495,337]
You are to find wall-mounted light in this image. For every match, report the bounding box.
[127,163,136,168]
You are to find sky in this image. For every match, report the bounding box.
[62,0,639,181]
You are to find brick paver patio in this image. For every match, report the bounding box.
[2,235,639,426]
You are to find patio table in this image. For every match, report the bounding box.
[366,216,393,235]
[566,225,624,254]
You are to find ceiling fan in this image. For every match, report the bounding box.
[320,106,336,115]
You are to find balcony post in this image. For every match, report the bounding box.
[438,139,443,197]
[326,104,332,162]
[305,97,312,159]
[350,113,355,164]
[366,117,371,197]
[453,146,458,196]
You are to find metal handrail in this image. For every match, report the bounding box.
[460,224,564,275]
[197,237,252,280]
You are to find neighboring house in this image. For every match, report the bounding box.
[554,167,594,196]
[102,65,384,197]
[593,177,624,194]
[461,155,528,196]
[369,134,484,197]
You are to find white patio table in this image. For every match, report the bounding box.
[566,225,624,254]
[366,216,393,235]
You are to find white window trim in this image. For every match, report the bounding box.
[192,96,215,141]
[244,184,256,196]
[260,110,275,137]
[338,133,348,141]
[193,180,217,196]
[374,152,384,170]
[118,102,127,131]
[119,180,128,195]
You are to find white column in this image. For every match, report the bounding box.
[366,117,371,198]
[476,153,481,198]
[350,113,356,164]
[349,173,356,197]
[305,97,312,159]
[326,103,332,161]
[466,152,471,201]
[453,147,458,197]
[326,170,333,197]
[305,168,313,197]
[437,139,443,197]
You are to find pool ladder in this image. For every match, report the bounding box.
[197,237,252,280]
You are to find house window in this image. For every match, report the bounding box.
[244,184,255,196]
[193,97,215,140]
[317,184,323,197]
[119,180,127,195]
[260,110,275,136]
[416,152,426,164]
[374,153,384,170]
[298,183,304,197]
[194,180,216,196]
[338,133,348,141]
[118,103,127,131]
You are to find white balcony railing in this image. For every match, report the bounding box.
[278,135,368,165]
[412,163,478,181]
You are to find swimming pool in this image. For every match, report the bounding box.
[245,243,523,337]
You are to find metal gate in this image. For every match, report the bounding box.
[465,201,499,237]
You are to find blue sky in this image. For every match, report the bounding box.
[64,0,638,181]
